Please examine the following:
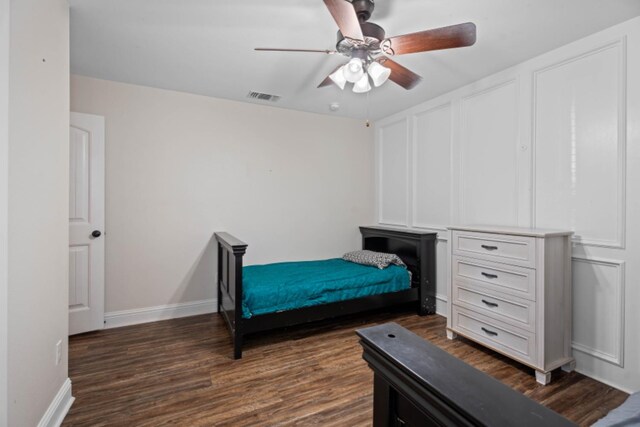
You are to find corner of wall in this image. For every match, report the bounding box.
[0,0,10,424]
[6,0,70,424]
[36,379,74,427]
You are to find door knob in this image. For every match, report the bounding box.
[91,230,102,238]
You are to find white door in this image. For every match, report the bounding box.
[69,112,105,335]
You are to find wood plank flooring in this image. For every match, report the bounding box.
[64,310,627,426]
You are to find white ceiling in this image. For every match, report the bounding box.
[69,0,640,120]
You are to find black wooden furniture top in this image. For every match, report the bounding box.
[357,323,577,427]
[214,232,248,253]
[360,226,439,239]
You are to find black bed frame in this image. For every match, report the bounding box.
[214,226,437,359]
[358,323,576,426]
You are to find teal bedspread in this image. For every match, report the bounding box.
[241,258,410,319]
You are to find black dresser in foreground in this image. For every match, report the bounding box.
[357,323,577,427]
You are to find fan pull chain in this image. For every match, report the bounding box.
[365,91,371,127]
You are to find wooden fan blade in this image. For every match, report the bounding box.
[377,58,422,90]
[382,22,476,56]
[318,64,344,88]
[255,48,337,54]
[323,0,364,42]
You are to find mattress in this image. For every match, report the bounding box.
[241,258,411,319]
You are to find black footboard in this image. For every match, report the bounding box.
[357,323,576,427]
[214,232,247,359]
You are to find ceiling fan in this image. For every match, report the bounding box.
[255,0,476,92]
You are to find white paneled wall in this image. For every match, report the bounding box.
[571,257,625,367]
[378,118,410,226]
[533,42,626,248]
[412,104,452,230]
[375,17,640,393]
[460,81,520,226]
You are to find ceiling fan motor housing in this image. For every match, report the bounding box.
[336,22,385,55]
[349,0,375,22]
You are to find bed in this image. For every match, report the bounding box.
[215,226,437,359]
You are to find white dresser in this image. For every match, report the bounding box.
[446,225,574,385]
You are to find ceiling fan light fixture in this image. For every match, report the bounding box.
[352,73,371,93]
[368,61,391,87]
[258,2,478,93]
[343,58,364,83]
[329,65,347,90]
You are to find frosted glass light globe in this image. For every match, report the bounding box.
[367,61,391,87]
[353,73,371,93]
[343,58,364,83]
[329,65,347,90]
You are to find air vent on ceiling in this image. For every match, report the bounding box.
[247,91,281,102]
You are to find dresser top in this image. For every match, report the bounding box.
[448,225,574,238]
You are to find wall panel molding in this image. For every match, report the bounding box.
[571,256,625,367]
[532,38,627,249]
[459,79,520,226]
[411,102,453,230]
[377,117,410,227]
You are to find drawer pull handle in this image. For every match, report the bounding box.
[481,244,498,251]
[481,272,498,279]
[481,299,499,308]
[481,327,498,337]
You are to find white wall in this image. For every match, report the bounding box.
[0,0,9,424]
[375,17,640,393]
[70,75,375,317]
[7,0,71,425]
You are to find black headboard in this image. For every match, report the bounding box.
[359,226,437,315]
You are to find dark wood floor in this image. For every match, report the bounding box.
[63,309,627,426]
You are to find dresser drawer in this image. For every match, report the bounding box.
[452,230,537,268]
[452,256,536,301]
[451,283,536,332]
[451,306,536,366]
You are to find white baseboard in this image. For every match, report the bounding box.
[435,294,448,316]
[38,378,74,427]
[104,298,217,329]
[574,367,635,394]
